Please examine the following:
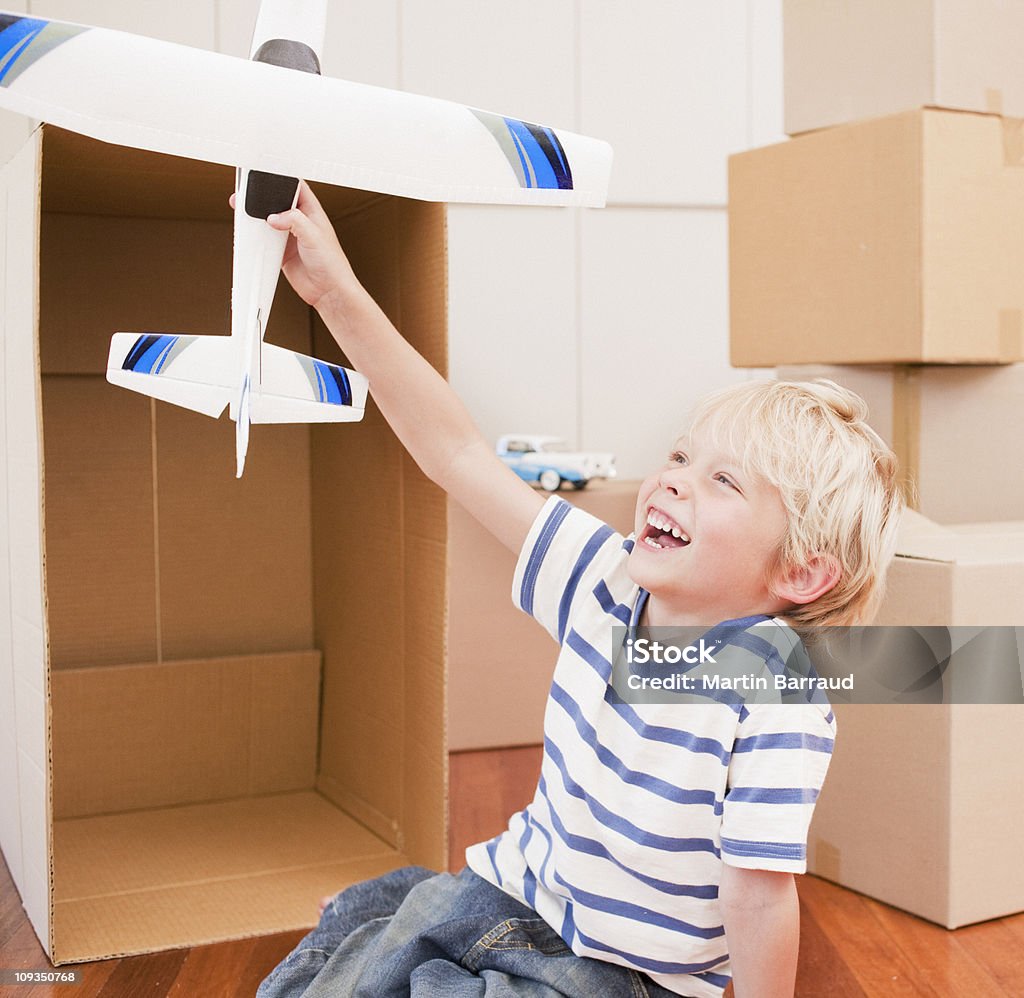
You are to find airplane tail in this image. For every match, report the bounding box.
[248,342,368,423]
[107,332,234,417]
[107,334,369,476]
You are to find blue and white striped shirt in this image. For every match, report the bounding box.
[465,497,836,998]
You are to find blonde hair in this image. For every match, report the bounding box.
[686,379,904,627]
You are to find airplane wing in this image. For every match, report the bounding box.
[106,333,368,424]
[0,13,612,206]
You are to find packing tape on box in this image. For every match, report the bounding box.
[891,367,921,509]
[1002,116,1024,166]
[999,309,1024,362]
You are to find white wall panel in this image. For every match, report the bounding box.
[748,0,785,148]
[401,0,576,130]
[30,0,216,47]
[581,1,749,206]
[216,0,400,86]
[447,204,578,450]
[215,0,259,56]
[322,0,399,88]
[579,207,743,479]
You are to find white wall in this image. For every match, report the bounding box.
[0,0,783,478]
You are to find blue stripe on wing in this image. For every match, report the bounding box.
[312,359,353,406]
[122,334,180,374]
[503,117,574,190]
[0,17,46,83]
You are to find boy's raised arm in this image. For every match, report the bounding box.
[266,182,545,554]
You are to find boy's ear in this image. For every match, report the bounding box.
[773,555,841,606]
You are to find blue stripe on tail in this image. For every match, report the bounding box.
[312,360,353,406]
[122,334,180,374]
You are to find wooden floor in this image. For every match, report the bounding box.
[2,745,1023,997]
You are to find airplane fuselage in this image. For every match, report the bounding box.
[228,0,328,474]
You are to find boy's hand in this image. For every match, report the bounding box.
[266,182,362,314]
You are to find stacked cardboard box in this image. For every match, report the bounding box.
[728,5,1024,927]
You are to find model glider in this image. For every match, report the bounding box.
[0,3,612,476]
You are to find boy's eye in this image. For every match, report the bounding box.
[714,473,739,491]
[669,450,688,465]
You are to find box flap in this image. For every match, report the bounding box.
[895,509,1024,566]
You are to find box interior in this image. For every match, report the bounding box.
[36,128,448,962]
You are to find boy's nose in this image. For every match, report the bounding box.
[658,465,691,496]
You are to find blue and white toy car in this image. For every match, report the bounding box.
[496,434,616,491]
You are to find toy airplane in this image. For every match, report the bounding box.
[0,3,612,476]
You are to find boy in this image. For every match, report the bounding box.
[255,183,904,998]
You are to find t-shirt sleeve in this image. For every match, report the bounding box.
[719,703,836,874]
[512,495,628,644]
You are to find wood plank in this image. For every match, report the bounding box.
[953,916,1024,996]
[794,883,867,997]
[94,948,188,998]
[167,930,305,998]
[1002,909,1024,947]
[797,876,936,997]
[231,930,306,998]
[448,745,543,872]
[864,894,1010,997]
[21,956,118,998]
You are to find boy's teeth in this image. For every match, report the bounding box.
[646,510,689,542]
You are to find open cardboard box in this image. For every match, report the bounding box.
[806,511,1024,928]
[783,0,1024,135]
[776,364,1024,524]
[729,108,1024,367]
[0,125,448,963]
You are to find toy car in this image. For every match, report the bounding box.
[496,434,616,491]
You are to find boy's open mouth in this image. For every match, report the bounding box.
[640,508,691,551]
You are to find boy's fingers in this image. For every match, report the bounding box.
[295,180,330,225]
[267,207,317,242]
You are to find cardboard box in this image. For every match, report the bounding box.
[729,109,1024,366]
[0,126,448,963]
[807,513,1024,928]
[448,479,639,750]
[783,0,1024,135]
[777,364,1024,524]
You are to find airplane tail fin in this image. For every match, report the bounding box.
[248,342,368,424]
[107,332,234,417]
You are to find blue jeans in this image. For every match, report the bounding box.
[256,866,691,997]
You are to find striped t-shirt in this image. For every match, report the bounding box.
[465,497,836,998]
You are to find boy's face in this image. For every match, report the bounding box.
[628,429,791,625]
